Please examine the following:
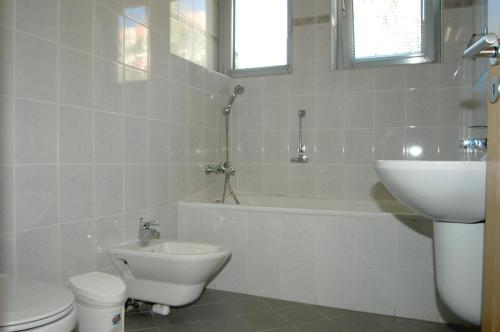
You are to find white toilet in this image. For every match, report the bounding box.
[0,274,77,332]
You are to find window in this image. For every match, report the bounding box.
[332,0,441,69]
[220,0,291,76]
[170,0,219,71]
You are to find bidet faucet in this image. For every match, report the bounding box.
[138,218,160,247]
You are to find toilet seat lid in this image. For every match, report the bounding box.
[0,274,74,329]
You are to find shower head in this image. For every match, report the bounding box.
[223,85,245,114]
[233,84,245,96]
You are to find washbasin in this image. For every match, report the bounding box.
[374,160,486,223]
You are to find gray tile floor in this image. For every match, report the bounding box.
[125,289,480,332]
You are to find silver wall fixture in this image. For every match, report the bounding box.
[463,32,499,66]
[291,109,309,163]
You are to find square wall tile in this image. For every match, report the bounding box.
[0,96,13,164]
[148,165,169,208]
[95,215,123,269]
[60,220,96,280]
[0,0,14,29]
[94,111,124,163]
[15,99,57,164]
[214,209,248,253]
[15,32,57,102]
[59,166,93,223]
[148,75,170,120]
[280,214,316,259]
[0,166,14,233]
[396,269,439,321]
[0,27,14,96]
[60,0,94,52]
[247,212,282,255]
[215,252,247,293]
[94,165,123,217]
[356,217,397,267]
[94,58,123,113]
[17,226,60,282]
[124,165,147,212]
[123,68,148,117]
[15,166,58,230]
[279,258,316,304]
[316,260,355,310]
[246,254,281,298]
[59,106,93,163]
[317,216,355,262]
[124,117,147,163]
[95,4,124,63]
[186,207,216,242]
[59,47,93,108]
[0,232,15,274]
[16,0,58,41]
[354,265,396,316]
[373,91,405,128]
[149,120,170,163]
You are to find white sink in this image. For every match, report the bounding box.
[374,160,486,223]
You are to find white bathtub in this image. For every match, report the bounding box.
[178,195,450,324]
[183,195,415,215]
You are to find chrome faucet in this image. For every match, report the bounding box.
[460,138,487,150]
[138,218,160,247]
[204,162,236,176]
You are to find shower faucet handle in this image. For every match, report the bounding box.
[203,162,236,176]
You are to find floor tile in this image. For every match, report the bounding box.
[296,320,345,332]
[125,313,156,331]
[123,290,476,332]
[241,311,289,331]
[313,305,353,319]
[153,307,198,327]
[230,296,274,315]
[202,316,252,332]
[264,298,300,309]
[265,326,301,332]
[160,322,206,332]
[277,305,327,324]
[194,288,245,305]
[191,302,237,321]
[332,312,395,332]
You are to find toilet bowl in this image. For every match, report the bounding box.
[0,274,77,332]
[109,240,231,307]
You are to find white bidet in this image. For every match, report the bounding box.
[108,240,230,308]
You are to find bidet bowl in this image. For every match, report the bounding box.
[109,240,231,306]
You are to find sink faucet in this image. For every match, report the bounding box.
[138,218,160,247]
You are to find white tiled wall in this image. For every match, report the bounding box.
[178,203,450,323]
[230,0,488,199]
[0,0,228,283]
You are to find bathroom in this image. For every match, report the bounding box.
[1,0,499,331]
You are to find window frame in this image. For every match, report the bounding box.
[331,0,442,70]
[219,0,293,77]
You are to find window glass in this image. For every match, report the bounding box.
[352,0,423,60]
[233,0,289,71]
[170,0,219,70]
[334,0,440,69]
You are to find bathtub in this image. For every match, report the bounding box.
[178,195,449,323]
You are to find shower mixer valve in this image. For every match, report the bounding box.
[204,162,236,176]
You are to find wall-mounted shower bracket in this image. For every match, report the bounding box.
[291,109,309,163]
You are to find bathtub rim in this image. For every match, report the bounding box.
[178,198,423,219]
